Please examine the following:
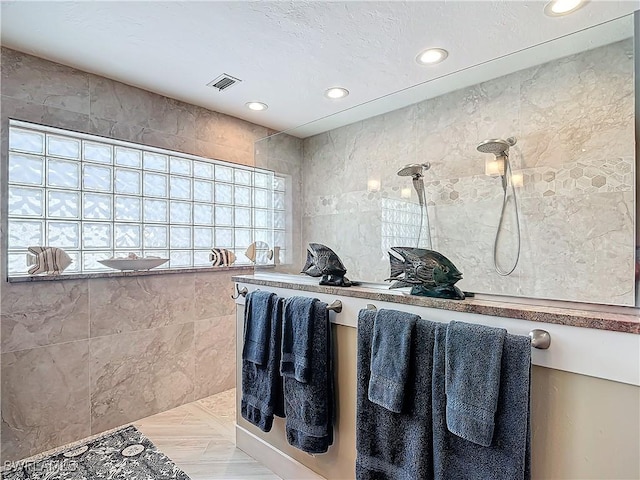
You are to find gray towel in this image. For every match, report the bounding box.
[241,293,285,432]
[242,290,274,365]
[356,309,436,479]
[433,324,531,480]
[368,308,418,413]
[281,296,315,382]
[445,320,506,446]
[283,298,334,454]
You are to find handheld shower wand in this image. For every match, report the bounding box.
[397,162,432,247]
[476,137,521,276]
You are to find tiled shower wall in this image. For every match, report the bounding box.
[0,47,302,461]
[302,39,636,305]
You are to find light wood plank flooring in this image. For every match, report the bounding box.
[134,388,281,480]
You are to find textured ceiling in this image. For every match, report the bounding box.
[1,1,637,137]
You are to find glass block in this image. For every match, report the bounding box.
[215,165,233,182]
[9,186,43,217]
[193,250,211,266]
[214,183,232,204]
[170,157,191,176]
[170,201,192,224]
[47,221,80,249]
[194,227,213,248]
[143,225,168,248]
[115,147,141,167]
[47,135,80,159]
[83,165,112,192]
[254,188,272,208]
[170,250,192,268]
[234,207,251,227]
[274,176,286,191]
[144,199,168,223]
[143,152,168,172]
[215,228,233,247]
[274,210,286,229]
[83,251,112,271]
[274,230,286,247]
[144,172,168,197]
[214,206,233,226]
[254,229,273,244]
[254,171,271,188]
[82,223,112,249]
[115,224,141,248]
[170,226,192,248]
[274,191,286,210]
[9,153,44,185]
[234,169,252,185]
[234,186,251,206]
[8,220,43,248]
[47,159,80,189]
[193,180,213,202]
[48,190,79,218]
[235,228,252,248]
[194,204,214,225]
[83,141,112,163]
[63,251,80,272]
[254,209,272,229]
[193,161,214,179]
[115,196,142,222]
[8,252,29,276]
[170,176,192,200]
[115,168,141,195]
[10,128,44,154]
[145,250,169,268]
[234,248,251,264]
[83,193,112,220]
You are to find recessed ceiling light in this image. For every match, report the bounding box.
[245,102,268,111]
[416,48,448,65]
[544,0,585,16]
[325,87,349,99]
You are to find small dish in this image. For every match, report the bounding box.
[98,258,169,271]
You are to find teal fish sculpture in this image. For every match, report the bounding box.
[301,243,354,287]
[386,247,465,300]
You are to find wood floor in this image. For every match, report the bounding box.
[134,388,281,480]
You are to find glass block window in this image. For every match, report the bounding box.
[380,197,432,254]
[6,120,285,275]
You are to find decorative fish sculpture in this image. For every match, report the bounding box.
[210,248,236,266]
[245,241,274,264]
[301,243,354,287]
[26,246,72,275]
[386,247,465,300]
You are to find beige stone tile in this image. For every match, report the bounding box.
[89,274,195,336]
[90,323,195,433]
[194,272,237,321]
[1,340,91,462]
[1,279,89,353]
[194,315,236,399]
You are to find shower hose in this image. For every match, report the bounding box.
[494,158,521,276]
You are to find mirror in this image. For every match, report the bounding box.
[257,13,637,307]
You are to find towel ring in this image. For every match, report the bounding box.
[231,284,248,299]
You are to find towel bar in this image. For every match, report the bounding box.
[231,284,248,299]
[327,300,342,313]
[529,329,551,349]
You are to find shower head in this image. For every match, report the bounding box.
[476,137,517,156]
[397,162,431,177]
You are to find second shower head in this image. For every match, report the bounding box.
[476,137,517,157]
[397,162,431,177]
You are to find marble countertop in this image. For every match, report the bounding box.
[232,273,639,334]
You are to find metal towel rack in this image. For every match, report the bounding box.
[231,284,248,299]
[365,303,551,350]
[326,300,342,313]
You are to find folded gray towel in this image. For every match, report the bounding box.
[356,309,436,479]
[434,324,531,480]
[283,298,334,454]
[241,294,285,432]
[281,296,316,382]
[445,320,507,446]
[242,290,275,365]
[368,308,418,413]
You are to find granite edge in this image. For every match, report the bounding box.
[231,275,639,334]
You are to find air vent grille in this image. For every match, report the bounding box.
[207,74,242,92]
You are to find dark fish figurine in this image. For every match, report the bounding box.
[301,243,354,287]
[386,247,465,300]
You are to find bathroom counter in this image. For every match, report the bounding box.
[232,273,639,334]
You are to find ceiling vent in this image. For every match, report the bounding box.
[207,73,242,92]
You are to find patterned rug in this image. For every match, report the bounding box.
[1,425,191,480]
